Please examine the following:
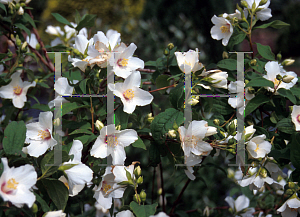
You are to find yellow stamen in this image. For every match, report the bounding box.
[273,78,280,88]
[119,58,129,67]
[123,89,134,100]
[13,86,22,95]
[184,135,199,148]
[6,178,18,190]
[297,115,300,123]
[37,130,51,140]
[220,25,230,33]
[106,136,118,147]
[102,183,112,194]
[64,182,69,189]
[254,144,259,152]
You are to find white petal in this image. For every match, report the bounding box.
[69,140,83,163]
[235,195,250,212]
[224,196,235,209]
[75,35,89,55]
[132,87,153,106]
[65,163,93,185]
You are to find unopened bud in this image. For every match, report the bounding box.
[21,3,26,7]
[16,38,22,47]
[213,119,220,126]
[277,53,282,61]
[168,43,174,50]
[147,113,154,123]
[259,0,268,6]
[236,3,243,12]
[222,51,229,59]
[21,41,28,53]
[250,59,257,66]
[241,0,248,8]
[137,176,143,184]
[228,138,236,146]
[134,166,142,177]
[247,87,255,94]
[15,3,20,10]
[203,206,210,217]
[276,74,282,81]
[140,190,147,202]
[31,203,38,214]
[288,182,296,189]
[283,75,295,83]
[252,2,257,11]
[228,120,237,133]
[286,189,294,196]
[259,168,268,178]
[157,188,162,195]
[95,120,104,131]
[282,59,295,66]
[133,194,141,203]
[173,122,179,131]
[251,161,258,167]
[188,97,199,106]
[227,148,236,154]
[115,125,121,131]
[164,49,169,56]
[167,129,177,138]
[17,6,24,15]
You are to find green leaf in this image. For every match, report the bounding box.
[290,133,300,169]
[3,121,26,156]
[34,193,50,212]
[62,102,87,116]
[245,77,274,88]
[0,3,7,15]
[150,108,184,143]
[40,150,70,179]
[169,82,184,109]
[144,60,156,67]
[115,107,129,130]
[132,137,146,150]
[23,13,36,29]
[227,32,246,49]
[69,128,93,135]
[76,134,97,145]
[245,95,270,116]
[290,87,300,99]
[31,104,52,112]
[255,20,290,29]
[79,79,87,94]
[41,178,69,210]
[269,146,290,160]
[277,88,297,104]
[217,59,237,71]
[51,13,74,27]
[149,142,161,167]
[130,201,157,217]
[155,74,170,94]
[276,118,295,134]
[14,23,31,37]
[256,43,275,61]
[75,14,96,31]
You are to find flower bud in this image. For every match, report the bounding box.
[277,53,282,61]
[247,87,255,94]
[58,164,77,171]
[276,74,282,81]
[15,3,20,10]
[283,75,295,83]
[250,59,257,66]
[288,182,296,189]
[157,188,162,195]
[31,203,38,214]
[136,176,143,185]
[164,49,169,56]
[21,3,26,7]
[227,148,236,154]
[188,96,199,105]
[213,119,220,126]
[133,194,141,203]
[259,168,267,178]
[251,161,258,167]
[282,59,295,66]
[222,51,229,59]
[115,125,121,130]
[228,138,236,146]
[227,120,237,133]
[167,129,177,138]
[286,189,294,196]
[236,3,243,12]
[140,190,147,202]
[21,41,28,53]
[17,6,24,15]
[173,122,179,131]
[16,38,22,47]
[241,0,248,8]
[259,0,268,6]
[134,166,142,177]
[95,120,104,131]
[252,2,257,11]
[147,113,154,123]
[167,43,174,50]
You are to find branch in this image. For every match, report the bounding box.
[169,179,191,215]
[137,68,155,73]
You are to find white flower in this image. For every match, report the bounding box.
[277,195,300,217]
[149,212,170,217]
[45,25,64,36]
[108,71,153,114]
[265,161,285,181]
[263,61,298,93]
[0,158,37,208]
[184,154,202,180]
[26,33,39,50]
[225,195,255,217]
[244,0,272,21]
[175,49,202,74]
[17,6,24,15]
[291,105,300,131]
[109,43,144,78]
[60,140,93,196]
[44,210,66,217]
[116,210,134,217]
[198,70,228,89]
[0,71,36,108]
[0,0,12,4]
[247,134,271,158]
[24,111,57,157]
[90,124,138,165]
[48,77,77,108]
[178,120,217,157]
[210,15,233,46]
[258,211,272,217]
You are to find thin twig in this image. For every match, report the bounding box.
[137,68,155,73]
[149,84,175,93]
[169,179,191,215]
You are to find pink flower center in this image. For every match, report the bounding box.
[1,178,19,194]
[38,129,51,140]
[297,115,300,123]
[101,181,112,194]
[13,86,22,95]
[117,58,129,67]
[123,89,134,100]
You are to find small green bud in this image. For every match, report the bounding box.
[21,41,28,53]
[228,207,233,213]
[167,129,177,138]
[227,148,236,154]
[276,74,282,81]
[222,51,229,59]
[164,49,169,56]
[147,113,154,123]
[213,119,220,126]
[259,168,268,178]
[245,79,249,85]
[167,43,174,50]
[252,2,257,11]
[236,3,243,13]
[288,182,296,189]
[282,59,295,66]
[95,120,104,131]
[31,203,38,214]
[286,189,294,196]
[20,3,26,7]
[250,59,257,66]
[247,87,255,94]
[127,122,133,128]
[231,131,237,136]
[228,138,236,146]
[140,190,147,202]
[134,166,142,177]
[283,75,295,83]
[157,188,162,195]
[137,176,143,185]
[173,122,179,131]
[228,120,237,133]
[58,164,77,171]
[241,0,248,8]
[133,194,141,203]
[15,3,20,10]
[259,0,268,6]
[277,53,282,61]
[251,161,258,167]
[16,38,22,47]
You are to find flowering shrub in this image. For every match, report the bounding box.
[0,0,299,216]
